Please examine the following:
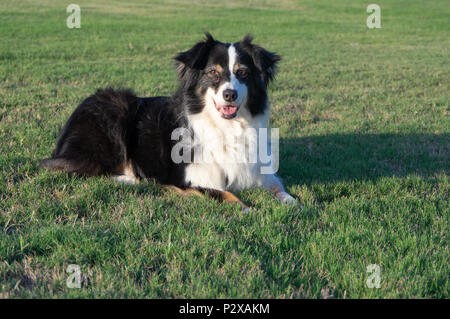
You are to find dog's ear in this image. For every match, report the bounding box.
[174,32,216,78]
[240,34,281,85]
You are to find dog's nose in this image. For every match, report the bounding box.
[223,89,237,103]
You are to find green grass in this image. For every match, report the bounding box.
[0,0,449,298]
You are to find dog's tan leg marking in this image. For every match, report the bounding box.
[218,191,247,207]
[164,186,249,212]
[206,189,249,212]
[163,185,203,197]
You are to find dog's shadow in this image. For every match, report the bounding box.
[278,133,449,187]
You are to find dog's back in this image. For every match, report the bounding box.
[41,88,185,185]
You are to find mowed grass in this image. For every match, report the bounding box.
[0,0,449,298]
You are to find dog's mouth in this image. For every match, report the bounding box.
[214,101,239,119]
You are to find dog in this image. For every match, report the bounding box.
[41,33,297,210]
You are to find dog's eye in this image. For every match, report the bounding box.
[208,70,220,82]
[236,68,248,79]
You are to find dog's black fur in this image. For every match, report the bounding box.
[41,90,187,185]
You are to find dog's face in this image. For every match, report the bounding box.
[175,33,280,120]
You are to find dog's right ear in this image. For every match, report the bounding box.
[174,33,216,78]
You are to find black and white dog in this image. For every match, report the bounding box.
[41,34,296,209]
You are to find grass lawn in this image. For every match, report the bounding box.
[0,0,448,298]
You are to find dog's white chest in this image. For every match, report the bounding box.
[184,112,266,191]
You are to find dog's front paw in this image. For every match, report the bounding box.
[276,191,297,204]
[276,192,304,212]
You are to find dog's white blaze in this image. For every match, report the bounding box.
[226,44,247,106]
[228,44,237,74]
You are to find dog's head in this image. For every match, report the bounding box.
[174,33,281,120]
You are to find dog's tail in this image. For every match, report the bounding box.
[40,157,80,174]
[40,157,104,176]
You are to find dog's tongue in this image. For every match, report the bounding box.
[221,105,238,115]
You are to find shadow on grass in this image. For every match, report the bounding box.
[279,133,449,187]
[7,133,449,192]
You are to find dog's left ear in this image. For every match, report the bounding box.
[240,34,281,85]
[174,32,216,79]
